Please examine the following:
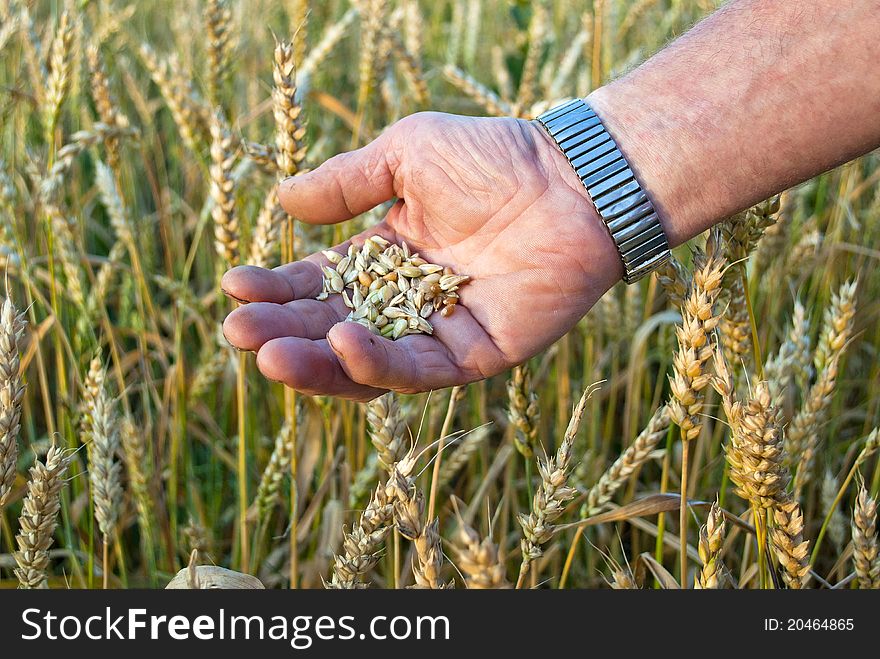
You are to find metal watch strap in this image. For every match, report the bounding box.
[536,98,671,284]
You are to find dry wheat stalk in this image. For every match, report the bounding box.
[366,393,408,474]
[328,451,417,588]
[393,485,446,589]
[79,351,105,438]
[120,417,154,550]
[43,204,86,309]
[0,297,27,507]
[357,0,388,109]
[789,280,857,496]
[517,385,594,585]
[86,363,123,541]
[438,426,489,489]
[755,189,793,276]
[206,0,234,107]
[14,446,74,588]
[656,256,689,310]
[852,484,880,589]
[254,421,295,525]
[769,494,810,589]
[43,11,74,140]
[516,0,548,111]
[453,519,510,588]
[40,124,137,203]
[764,299,812,401]
[273,37,307,179]
[550,15,591,98]
[582,405,670,517]
[209,110,239,266]
[139,44,206,151]
[388,30,429,107]
[298,8,358,94]
[190,345,232,398]
[669,229,725,442]
[821,469,846,551]
[443,64,513,117]
[318,236,469,338]
[0,12,18,53]
[695,500,726,589]
[507,363,540,459]
[712,349,789,509]
[718,198,779,365]
[95,160,133,248]
[248,189,287,269]
[86,45,130,171]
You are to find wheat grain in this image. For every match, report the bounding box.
[318,237,469,338]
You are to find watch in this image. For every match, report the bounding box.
[536,98,671,283]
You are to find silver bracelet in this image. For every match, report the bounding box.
[536,98,671,284]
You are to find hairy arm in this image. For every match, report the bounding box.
[588,0,880,246]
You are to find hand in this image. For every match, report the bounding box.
[221,111,623,400]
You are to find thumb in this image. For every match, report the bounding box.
[279,127,400,225]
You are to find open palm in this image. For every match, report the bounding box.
[222,112,623,400]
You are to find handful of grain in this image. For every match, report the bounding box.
[318,236,469,339]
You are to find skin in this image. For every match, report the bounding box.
[222,0,880,401]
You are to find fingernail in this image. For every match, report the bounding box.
[327,329,343,358]
[220,288,248,304]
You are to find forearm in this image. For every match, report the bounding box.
[587,0,880,247]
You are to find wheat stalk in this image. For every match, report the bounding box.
[517,385,594,587]
[507,363,540,459]
[14,446,74,588]
[0,297,27,508]
[209,110,239,266]
[789,280,857,496]
[769,494,810,589]
[366,393,408,474]
[86,45,130,171]
[85,361,123,588]
[852,484,880,589]
[453,519,510,589]
[695,500,726,589]
[43,11,74,142]
[443,64,513,117]
[254,421,295,525]
[328,451,417,588]
[582,405,670,517]
[206,0,234,107]
[273,37,307,179]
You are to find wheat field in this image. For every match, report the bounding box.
[0,0,879,590]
